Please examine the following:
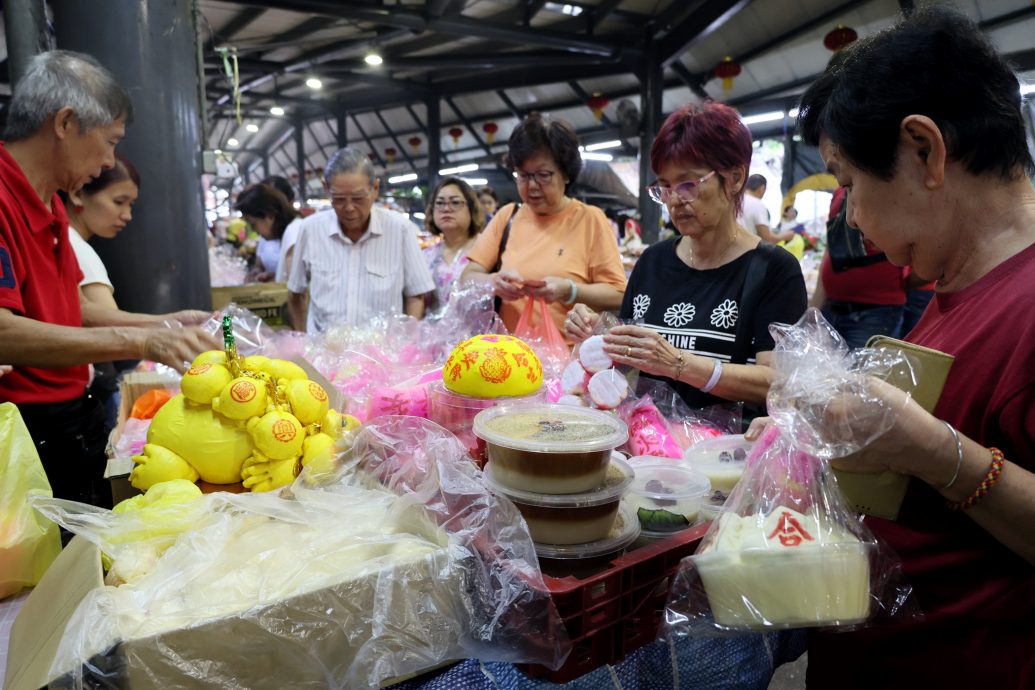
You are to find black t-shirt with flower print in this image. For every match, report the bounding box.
[619,237,807,410]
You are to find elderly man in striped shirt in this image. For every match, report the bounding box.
[287,148,435,333]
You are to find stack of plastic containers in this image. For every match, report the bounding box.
[428,381,544,466]
[474,403,640,561]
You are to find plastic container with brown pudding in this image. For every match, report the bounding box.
[483,455,633,545]
[473,403,628,494]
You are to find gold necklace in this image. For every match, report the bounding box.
[684,231,738,269]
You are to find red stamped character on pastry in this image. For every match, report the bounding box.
[272,419,297,443]
[308,381,328,402]
[230,380,257,403]
[767,510,815,547]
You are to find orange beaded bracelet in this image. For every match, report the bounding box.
[946,448,1005,511]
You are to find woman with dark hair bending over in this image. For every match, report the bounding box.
[759,7,1035,688]
[235,183,302,282]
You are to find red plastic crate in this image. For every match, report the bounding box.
[519,523,708,683]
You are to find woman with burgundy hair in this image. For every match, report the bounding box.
[564,101,806,413]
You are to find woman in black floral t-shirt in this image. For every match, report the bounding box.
[564,102,806,410]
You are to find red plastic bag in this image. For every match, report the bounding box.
[513,297,569,375]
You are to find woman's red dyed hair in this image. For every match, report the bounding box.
[650,101,753,216]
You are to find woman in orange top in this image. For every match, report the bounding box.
[462,114,627,337]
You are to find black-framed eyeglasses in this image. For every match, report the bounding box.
[433,198,468,211]
[513,170,556,186]
[646,170,716,205]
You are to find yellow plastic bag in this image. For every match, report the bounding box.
[0,402,61,599]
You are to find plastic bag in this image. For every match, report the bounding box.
[513,296,569,378]
[202,304,274,356]
[664,309,918,634]
[558,311,639,411]
[32,416,569,688]
[0,403,61,599]
[620,378,740,458]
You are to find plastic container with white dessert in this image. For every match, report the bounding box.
[625,457,711,537]
[473,403,628,494]
[483,454,633,545]
[683,434,752,507]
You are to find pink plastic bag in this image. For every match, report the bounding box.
[513,297,569,375]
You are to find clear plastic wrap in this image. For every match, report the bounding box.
[310,283,507,420]
[208,244,248,287]
[619,378,741,459]
[30,416,569,689]
[559,312,638,411]
[201,305,275,356]
[664,309,919,634]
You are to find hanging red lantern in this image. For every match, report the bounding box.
[408,136,422,154]
[482,121,498,145]
[385,147,397,163]
[367,152,377,162]
[316,166,324,177]
[824,24,858,52]
[586,94,609,123]
[290,173,299,181]
[305,169,313,178]
[714,57,742,97]
[448,126,464,147]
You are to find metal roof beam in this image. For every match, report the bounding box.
[586,0,625,34]
[660,0,754,67]
[670,61,709,100]
[204,7,265,52]
[221,0,622,56]
[496,89,525,119]
[372,109,420,172]
[349,113,385,167]
[311,50,621,71]
[444,96,503,169]
[567,80,613,127]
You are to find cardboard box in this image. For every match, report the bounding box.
[210,283,289,329]
[5,530,459,689]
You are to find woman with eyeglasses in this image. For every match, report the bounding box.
[462,113,627,338]
[565,102,806,414]
[423,176,484,313]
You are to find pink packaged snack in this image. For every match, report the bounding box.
[366,383,431,419]
[625,395,683,458]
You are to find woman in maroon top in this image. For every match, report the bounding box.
[758,6,1035,688]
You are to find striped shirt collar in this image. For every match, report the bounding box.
[325,205,386,243]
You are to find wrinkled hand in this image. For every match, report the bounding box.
[746,380,945,480]
[526,276,568,303]
[492,268,526,301]
[563,304,599,343]
[142,326,221,373]
[241,454,298,492]
[163,310,213,326]
[603,325,683,378]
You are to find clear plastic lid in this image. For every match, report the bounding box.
[534,502,641,560]
[626,457,711,500]
[473,403,628,454]
[683,434,753,468]
[483,453,633,507]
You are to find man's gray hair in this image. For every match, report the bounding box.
[5,50,133,142]
[324,147,376,184]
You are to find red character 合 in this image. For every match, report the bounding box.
[767,510,815,547]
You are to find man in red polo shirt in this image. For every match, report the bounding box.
[0,50,216,507]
